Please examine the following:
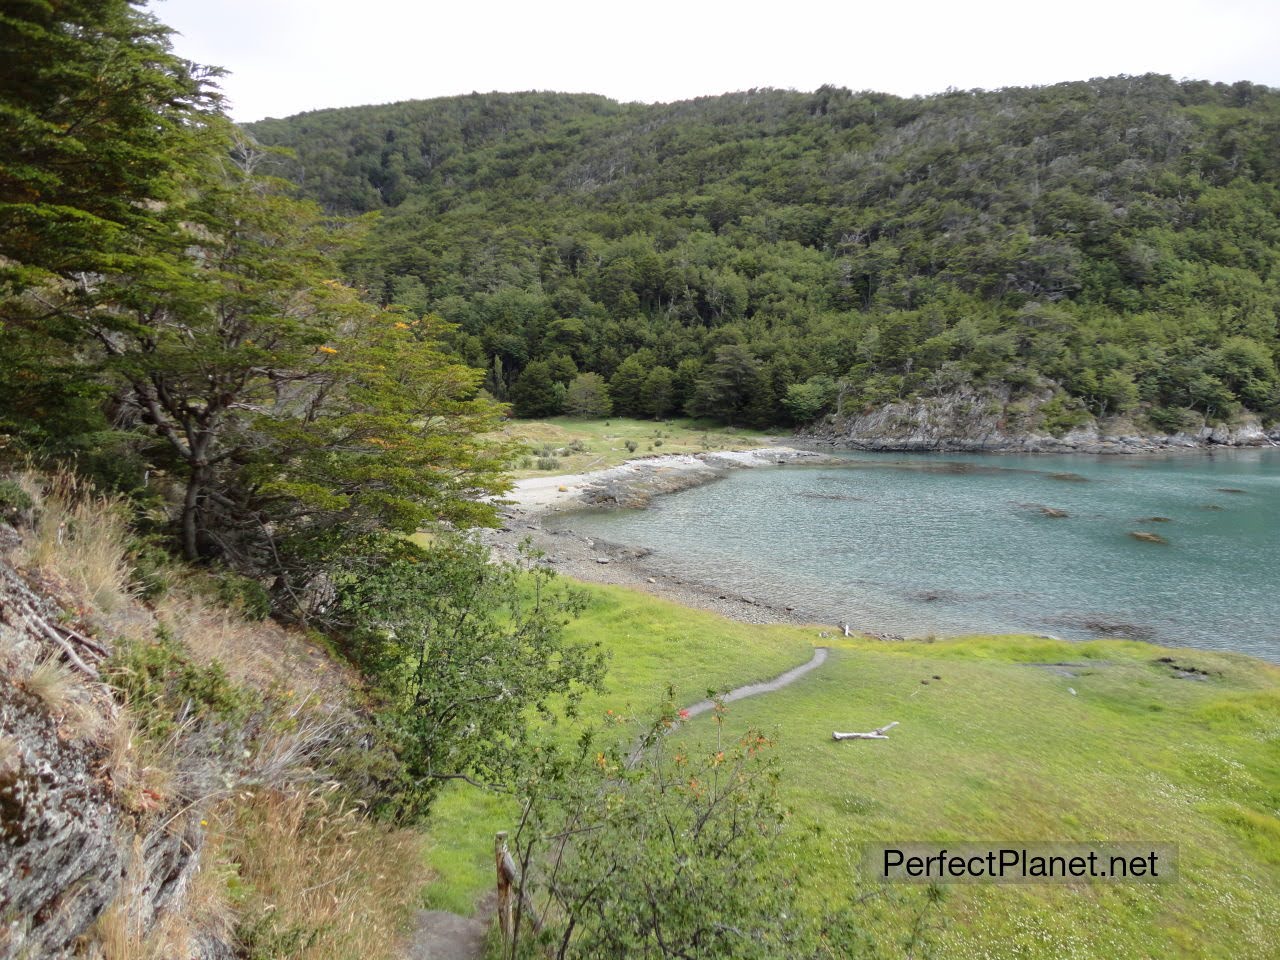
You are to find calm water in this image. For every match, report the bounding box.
[552,450,1280,662]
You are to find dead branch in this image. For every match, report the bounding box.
[832,721,898,741]
[23,613,98,677]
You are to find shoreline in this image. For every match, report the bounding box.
[482,446,846,627]
[483,443,1280,661]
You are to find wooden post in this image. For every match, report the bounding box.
[495,831,513,945]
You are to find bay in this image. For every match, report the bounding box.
[551,449,1280,662]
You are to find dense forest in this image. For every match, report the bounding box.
[248,79,1280,430]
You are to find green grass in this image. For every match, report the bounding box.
[490,416,775,478]
[673,636,1280,958]
[420,581,816,912]
[423,585,1280,957]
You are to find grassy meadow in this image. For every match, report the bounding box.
[423,582,1280,958]
[488,416,775,478]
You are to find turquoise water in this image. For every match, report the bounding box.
[552,450,1280,662]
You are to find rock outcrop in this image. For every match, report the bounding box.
[804,388,1280,454]
[576,447,839,509]
[0,550,227,960]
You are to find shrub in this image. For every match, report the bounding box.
[1039,395,1091,437]
[211,570,271,621]
[104,633,257,743]
[1147,405,1196,433]
[535,456,559,470]
[624,439,638,453]
[330,536,604,820]
[0,478,34,525]
[128,536,179,603]
[508,699,872,959]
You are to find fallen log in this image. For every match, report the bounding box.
[832,722,898,741]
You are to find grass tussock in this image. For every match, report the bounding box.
[218,787,426,960]
[22,655,105,740]
[15,470,132,614]
[87,826,236,960]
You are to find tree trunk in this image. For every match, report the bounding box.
[181,465,205,561]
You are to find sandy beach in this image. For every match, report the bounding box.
[480,446,849,627]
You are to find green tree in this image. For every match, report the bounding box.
[0,0,220,454]
[563,372,612,417]
[79,141,512,596]
[783,375,838,423]
[609,353,650,418]
[639,366,676,419]
[511,360,563,418]
[686,345,765,425]
[0,0,219,286]
[547,352,579,386]
[333,538,607,820]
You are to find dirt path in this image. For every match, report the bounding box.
[404,647,832,959]
[680,646,830,719]
[404,909,488,960]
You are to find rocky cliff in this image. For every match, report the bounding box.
[0,540,237,959]
[804,388,1280,454]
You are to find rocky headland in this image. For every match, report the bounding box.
[802,388,1280,454]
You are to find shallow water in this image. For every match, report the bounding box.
[551,449,1280,662]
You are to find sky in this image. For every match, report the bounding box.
[154,0,1280,123]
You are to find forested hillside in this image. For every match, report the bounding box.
[249,78,1280,430]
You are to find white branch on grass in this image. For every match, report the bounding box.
[832,721,899,741]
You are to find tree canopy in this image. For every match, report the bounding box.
[248,78,1280,429]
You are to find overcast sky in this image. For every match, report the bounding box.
[154,0,1279,123]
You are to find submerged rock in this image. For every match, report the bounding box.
[1049,615,1157,640]
[1129,531,1169,544]
[1016,502,1070,518]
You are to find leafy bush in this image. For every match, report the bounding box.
[508,699,875,959]
[127,536,179,603]
[0,479,33,525]
[331,536,605,820]
[1039,395,1092,437]
[104,633,257,742]
[1147,405,1196,434]
[210,570,272,620]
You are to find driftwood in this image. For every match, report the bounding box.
[832,722,898,741]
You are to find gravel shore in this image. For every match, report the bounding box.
[480,447,842,626]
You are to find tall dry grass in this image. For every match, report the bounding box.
[87,825,235,960]
[220,787,427,960]
[6,470,430,958]
[16,470,132,614]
